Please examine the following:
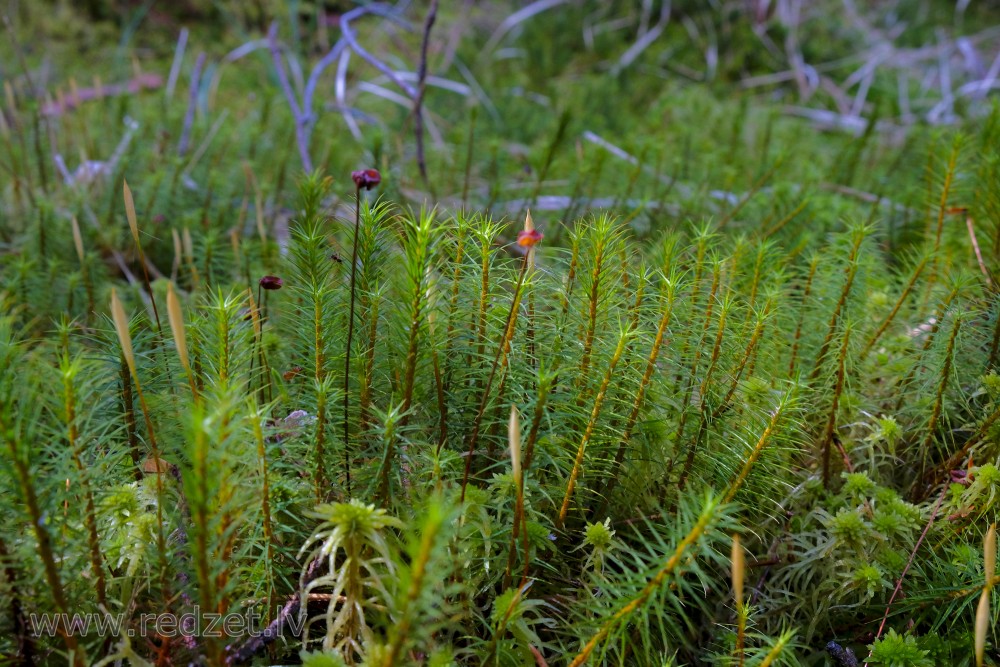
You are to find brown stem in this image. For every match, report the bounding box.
[788,256,819,377]
[597,284,680,510]
[933,145,959,253]
[989,297,1000,370]
[461,106,477,207]
[560,235,581,318]
[861,254,929,359]
[343,186,362,497]
[0,413,85,666]
[577,237,608,387]
[862,485,949,667]
[438,225,467,434]
[381,504,442,667]
[62,359,107,608]
[0,536,34,663]
[929,404,1000,492]
[414,0,438,195]
[821,326,852,488]
[714,314,767,421]
[470,233,492,383]
[359,293,381,433]
[461,258,529,501]
[249,287,266,405]
[919,143,960,309]
[718,156,782,228]
[809,229,864,382]
[250,410,277,622]
[432,340,447,449]
[916,315,962,483]
[965,214,993,286]
[894,285,960,413]
[723,399,787,502]
[129,365,174,618]
[314,389,328,502]
[557,330,629,528]
[763,199,809,238]
[676,289,727,493]
[521,373,553,472]
[120,356,142,481]
[672,237,711,387]
[674,262,721,452]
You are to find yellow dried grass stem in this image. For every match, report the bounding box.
[987,524,997,584]
[732,535,744,608]
[976,523,997,667]
[732,534,746,666]
[71,216,85,264]
[123,179,140,245]
[503,405,530,588]
[110,289,137,380]
[509,404,522,484]
[166,282,197,400]
[975,589,989,667]
[166,283,189,372]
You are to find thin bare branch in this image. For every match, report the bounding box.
[612,1,670,74]
[341,7,417,99]
[268,23,311,172]
[177,52,206,158]
[165,28,189,101]
[483,0,571,54]
[414,0,439,194]
[336,49,363,142]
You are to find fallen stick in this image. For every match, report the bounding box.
[225,558,324,665]
[41,74,162,117]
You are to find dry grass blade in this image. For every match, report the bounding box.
[987,524,997,584]
[732,534,744,608]
[502,403,530,588]
[166,283,189,372]
[483,0,571,54]
[123,179,139,246]
[977,523,997,666]
[71,216,84,264]
[966,214,994,287]
[509,404,522,484]
[182,227,194,260]
[110,288,136,379]
[171,228,182,279]
[975,587,989,667]
[613,0,670,74]
[733,533,746,666]
[122,179,164,337]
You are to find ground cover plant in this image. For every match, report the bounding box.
[2,1,1000,665]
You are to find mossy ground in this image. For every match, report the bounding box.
[1,2,1000,666]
